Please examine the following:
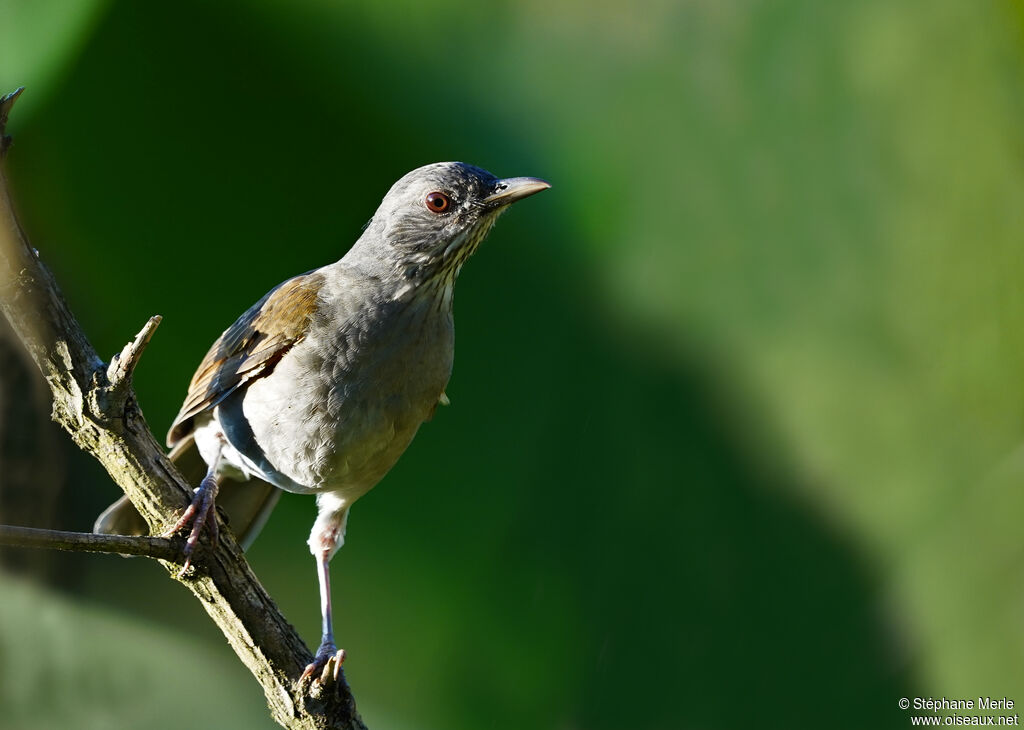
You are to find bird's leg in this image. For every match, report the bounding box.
[300,549,346,685]
[165,447,222,574]
[301,499,349,686]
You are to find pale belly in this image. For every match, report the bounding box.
[213,311,453,502]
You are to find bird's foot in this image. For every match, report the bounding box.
[300,642,346,687]
[163,474,219,575]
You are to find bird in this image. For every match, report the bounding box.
[94,161,550,683]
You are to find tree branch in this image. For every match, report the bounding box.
[104,313,162,414]
[0,87,365,730]
[0,524,181,559]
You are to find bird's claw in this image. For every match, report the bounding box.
[163,476,219,575]
[300,646,346,687]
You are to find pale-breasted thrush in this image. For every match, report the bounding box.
[95,161,550,682]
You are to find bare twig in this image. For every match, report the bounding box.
[0,88,21,158]
[0,88,365,730]
[108,314,162,392]
[0,524,181,559]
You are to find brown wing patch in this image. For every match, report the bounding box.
[166,271,324,447]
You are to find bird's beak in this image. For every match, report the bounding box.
[484,177,552,207]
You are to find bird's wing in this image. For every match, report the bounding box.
[166,271,325,447]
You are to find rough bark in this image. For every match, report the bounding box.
[0,313,66,577]
[0,87,366,730]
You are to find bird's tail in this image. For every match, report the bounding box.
[93,432,280,551]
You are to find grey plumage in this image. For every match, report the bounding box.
[95,161,550,683]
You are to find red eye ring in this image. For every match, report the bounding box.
[425,191,451,213]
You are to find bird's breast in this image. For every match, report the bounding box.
[236,300,455,500]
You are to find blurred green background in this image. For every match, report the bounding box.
[2,0,1024,728]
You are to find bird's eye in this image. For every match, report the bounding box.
[425,192,451,213]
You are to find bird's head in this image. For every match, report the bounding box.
[351,161,550,290]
